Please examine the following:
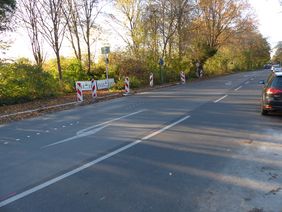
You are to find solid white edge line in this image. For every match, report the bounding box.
[0,114,191,208]
[234,86,242,91]
[214,95,228,103]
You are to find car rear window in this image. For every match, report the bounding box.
[271,76,282,89]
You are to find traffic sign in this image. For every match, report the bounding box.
[101,46,110,54]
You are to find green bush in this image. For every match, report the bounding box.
[44,57,89,93]
[128,76,142,89]
[0,63,60,105]
[111,79,125,90]
[111,76,142,90]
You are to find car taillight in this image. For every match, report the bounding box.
[266,88,282,95]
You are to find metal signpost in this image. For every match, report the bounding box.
[101,46,110,89]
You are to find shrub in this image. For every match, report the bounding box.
[0,63,60,105]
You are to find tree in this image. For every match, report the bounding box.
[0,0,16,55]
[192,0,253,63]
[174,0,195,59]
[157,0,178,59]
[17,0,45,67]
[273,41,282,64]
[111,0,145,59]
[0,0,16,32]
[63,0,82,62]
[79,0,102,74]
[37,0,67,81]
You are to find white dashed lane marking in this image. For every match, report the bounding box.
[7,121,79,144]
[6,112,144,145]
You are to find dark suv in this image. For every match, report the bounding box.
[260,71,282,115]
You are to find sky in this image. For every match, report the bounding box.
[1,0,282,61]
[248,0,282,52]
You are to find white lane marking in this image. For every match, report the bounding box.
[16,139,20,141]
[77,110,146,135]
[41,125,109,149]
[0,114,191,208]
[42,110,146,149]
[244,81,249,85]
[214,95,228,103]
[234,86,242,91]
[36,133,40,135]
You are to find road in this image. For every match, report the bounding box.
[0,70,282,212]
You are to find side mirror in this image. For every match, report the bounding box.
[259,80,265,85]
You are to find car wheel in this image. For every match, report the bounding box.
[261,105,268,115]
[261,109,268,115]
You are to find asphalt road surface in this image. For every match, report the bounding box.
[1,70,282,212]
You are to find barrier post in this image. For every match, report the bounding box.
[150,73,154,87]
[124,77,130,95]
[91,79,97,99]
[76,82,83,102]
[180,71,186,84]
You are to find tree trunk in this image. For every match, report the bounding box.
[55,49,62,80]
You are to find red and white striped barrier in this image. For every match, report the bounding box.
[124,77,130,95]
[180,71,186,84]
[76,82,83,102]
[150,73,154,87]
[91,79,97,99]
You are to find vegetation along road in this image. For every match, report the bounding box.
[1,70,282,212]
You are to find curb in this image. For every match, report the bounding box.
[0,82,181,121]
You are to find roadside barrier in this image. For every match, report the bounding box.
[76,82,83,102]
[91,79,97,99]
[180,71,186,84]
[150,73,154,87]
[124,77,130,94]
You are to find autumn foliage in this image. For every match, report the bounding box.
[0,0,271,105]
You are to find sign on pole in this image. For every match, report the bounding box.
[101,46,111,89]
[101,46,110,55]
